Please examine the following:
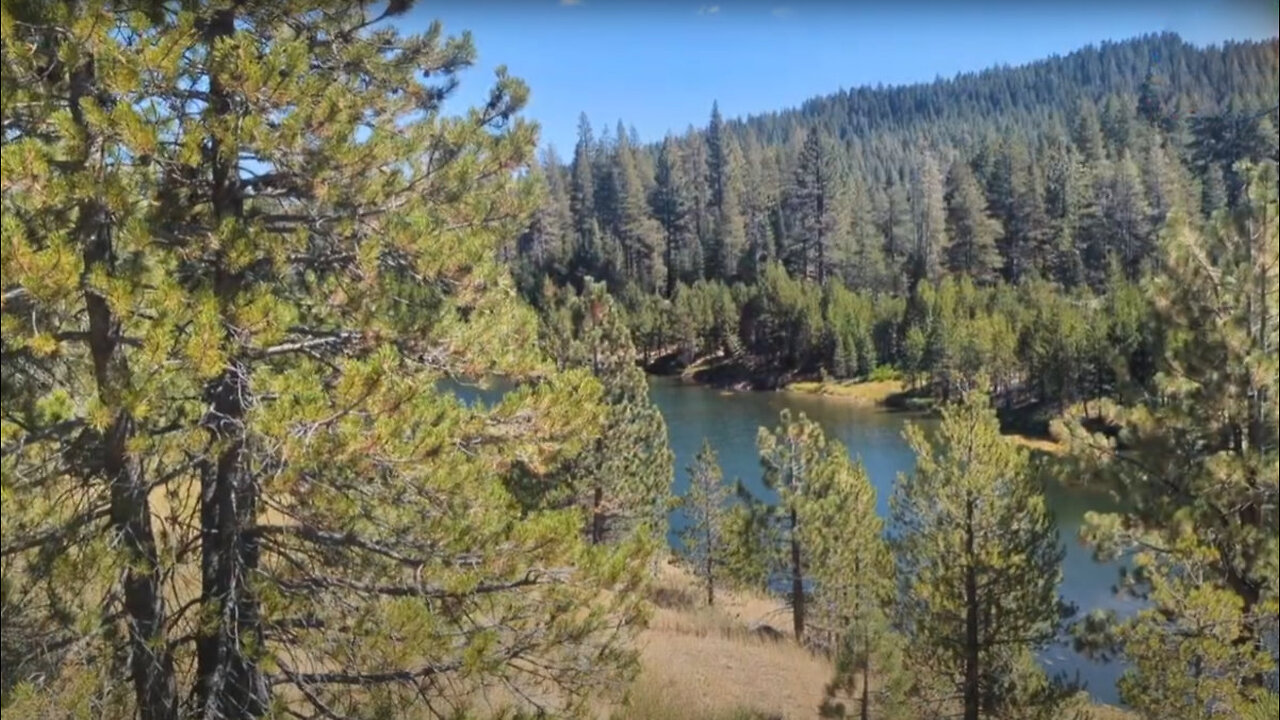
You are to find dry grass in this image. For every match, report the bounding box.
[1077,704,1139,720]
[1006,432,1067,455]
[783,379,906,407]
[608,563,1134,720]
[614,673,777,720]
[606,563,833,720]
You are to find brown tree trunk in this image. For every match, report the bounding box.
[705,518,716,606]
[963,498,980,720]
[73,56,178,720]
[591,485,605,545]
[193,6,267,717]
[859,638,871,720]
[790,507,805,641]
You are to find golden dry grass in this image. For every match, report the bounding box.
[609,563,1134,720]
[1006,432,1067,455]
[783,379,906,407]
[607,563,833,720]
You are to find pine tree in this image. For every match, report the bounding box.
[1201,162,1229,218]
[802,440,894,720]
[513,155,571,290]
[1,5,645,718]
[543,147,576,275]
[1059,164,1279,719]
[1009,169,1052,282]
[654,136,701,295]
[944,159,1004,283]
[893,392,1069,720]
[1044,145,1090,287]
[679,440,732,605]
[612,125,663,292]
[911,152,948,285]
[1072,98,1106,164]
[722,482,775,593]
[757,410,827,640]
[1137,68,1173,132]
[706,103,747,280]
[741,132,779,281]
[539,281,675,547]
[787,127,844,284]
[1098,152,1153,280]
[683,129,714,268]
[1101,93,1136,155]
[880,176,915,293]
[987,141,1049,283]
[845,175,890,292]
[571,113,604,277]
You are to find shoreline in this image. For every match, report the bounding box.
[647,358,1067,456]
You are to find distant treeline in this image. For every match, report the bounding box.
[507,32,1278,404]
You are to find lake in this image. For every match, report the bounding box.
[647,375,1135,705]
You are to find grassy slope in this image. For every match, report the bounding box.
[612,563,832,720]
[611,563,1135,720]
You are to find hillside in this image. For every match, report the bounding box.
[735,32,1278,146]
[512,32,1279,303]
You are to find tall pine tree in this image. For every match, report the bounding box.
[944,159,1004,283]
[1,4,648,717]
[894,392,1070,720]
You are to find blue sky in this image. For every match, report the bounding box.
[400,1,1279,153]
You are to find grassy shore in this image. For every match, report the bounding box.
[780,378,1069,455]
[783,378,906,407]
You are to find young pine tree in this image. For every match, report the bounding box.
[679,440,732,605]
[803,440,895,720]
[893,391,1070,720]
[757,409,828,640]
[538,280,675,548]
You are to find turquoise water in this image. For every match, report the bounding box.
[647,376,1135,705]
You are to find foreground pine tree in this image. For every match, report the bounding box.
[538,279,674,548]
[801,438,894,720]
[757,410,827,640]
[678,440,731,605]
[1059,163,1280,719]
[1,2,647,717]
[893,391,1070,720]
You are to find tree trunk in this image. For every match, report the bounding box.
[859,633,871,720]
[195,372,267,718]
[963,499,980,720]
[73,57,178,720]
[705,522,716,606]
[790,507,805,641]
[86,230,179,720]
[591,485,605,545]
[665,227,676,297]
[193,7,267,717]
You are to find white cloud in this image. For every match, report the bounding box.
[771,6,793,18]
[697,5,720,15]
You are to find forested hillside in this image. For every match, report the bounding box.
[509,32,1278,407]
